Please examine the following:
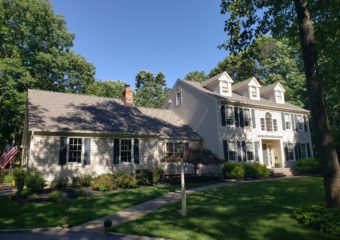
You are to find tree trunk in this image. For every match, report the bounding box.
[294,0,340,208]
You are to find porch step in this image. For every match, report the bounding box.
[270,168,294,177]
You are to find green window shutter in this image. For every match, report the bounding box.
[134,139,140,164]
[221,105,226,126]
[113,139,120,164]
[281,113,285,130]
[59,137,67,166]
[241,141,246,162]
[84,138,91,166]
[251,109,256,128]
[291,114,296,131]
[223,140,229,161]
[254,141,259,162]
[304,116,308,132]
[295,115,299,131]
[284,142,289,162]
[234,107,240,127]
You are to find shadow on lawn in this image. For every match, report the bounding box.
[114,178,333,240]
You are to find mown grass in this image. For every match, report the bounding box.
[113,177,336,240]
[0,180,218,229]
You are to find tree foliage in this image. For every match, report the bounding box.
[219,0,340,207]
[134,71,170,108]
[86,80,126,99]
[0,0,95,146]
[184,71,207,83]
[211,37,307,106]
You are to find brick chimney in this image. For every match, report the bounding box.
[122,85,133,105]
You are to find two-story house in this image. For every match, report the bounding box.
[163,71,313,169]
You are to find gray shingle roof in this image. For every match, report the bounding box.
[27,89,200,139]
[182,80,308,113]
[231,77,254,90]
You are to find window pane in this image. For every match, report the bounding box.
[120,139,132,162]
[68,138,82,163]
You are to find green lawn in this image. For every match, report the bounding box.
[113,177,335,240]
[0,180,218,229]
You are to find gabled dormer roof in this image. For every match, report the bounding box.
[201,71,233,87]
[260,82,286,94]
[232,77,261,91]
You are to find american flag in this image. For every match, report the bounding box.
[0,145,19,169]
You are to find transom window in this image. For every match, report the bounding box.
[284,113,291,129]
[250,86,257,98]
[243,108,251,127]
[69,138,82,163]
[121,139,132,162]
[228,141,236,161]
[176,91,182,105]
[246,142,254,161]
[226,106,234,125]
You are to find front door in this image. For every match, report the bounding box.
[262,143,275,168]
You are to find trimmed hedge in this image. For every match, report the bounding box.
[222,162,270,180]
[135,168,165,185]
[293,204,340,236]
[91,174,117,192]
[295,158,321,174]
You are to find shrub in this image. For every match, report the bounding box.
[152,168,164,184]
[244,163,270,179]
[91,174,116,192]
[72,175,93,188]
[55,179,69,190]
[15,189,31,199]
[49,190,64,202]
[104,219,112,230]
[295,158,321,174]
[114,173,137,188]
[135,169,153,185]
[293,205,340,236]
[13,168,27,193]
[26,171,45,193]
[222,162,245,179]
[4,174,14,184]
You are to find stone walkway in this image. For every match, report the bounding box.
[73,182,228,232]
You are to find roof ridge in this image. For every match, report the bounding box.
[28,88,123,102]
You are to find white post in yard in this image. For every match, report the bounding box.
[181,153,187,217]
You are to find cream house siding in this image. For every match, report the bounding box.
[29,134,160,183]
[163,81,220,154]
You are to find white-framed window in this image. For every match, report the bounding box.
[68,138,82,163]
[284,113,291,129]
[166,142,175,157]
[226,106,234,125]
[243,108,251,127]
[276,91,283,103]
[260,118,265,131]
[120,139,132,162]
[297,115,304,131]
[273,119,278,131]
[165,142,188,158]
[250,86,257,98]
[246,142,254,161]
[228,141,236,161]
[221,82,229,94]
[265,113,273,131]
[176,91,182,105]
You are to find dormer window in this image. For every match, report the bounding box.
[201,71,233,97]
[250,86,258,98]
[275,91,284,103]
[221,82,229,94]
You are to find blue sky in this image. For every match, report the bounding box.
[51,0,229,88]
